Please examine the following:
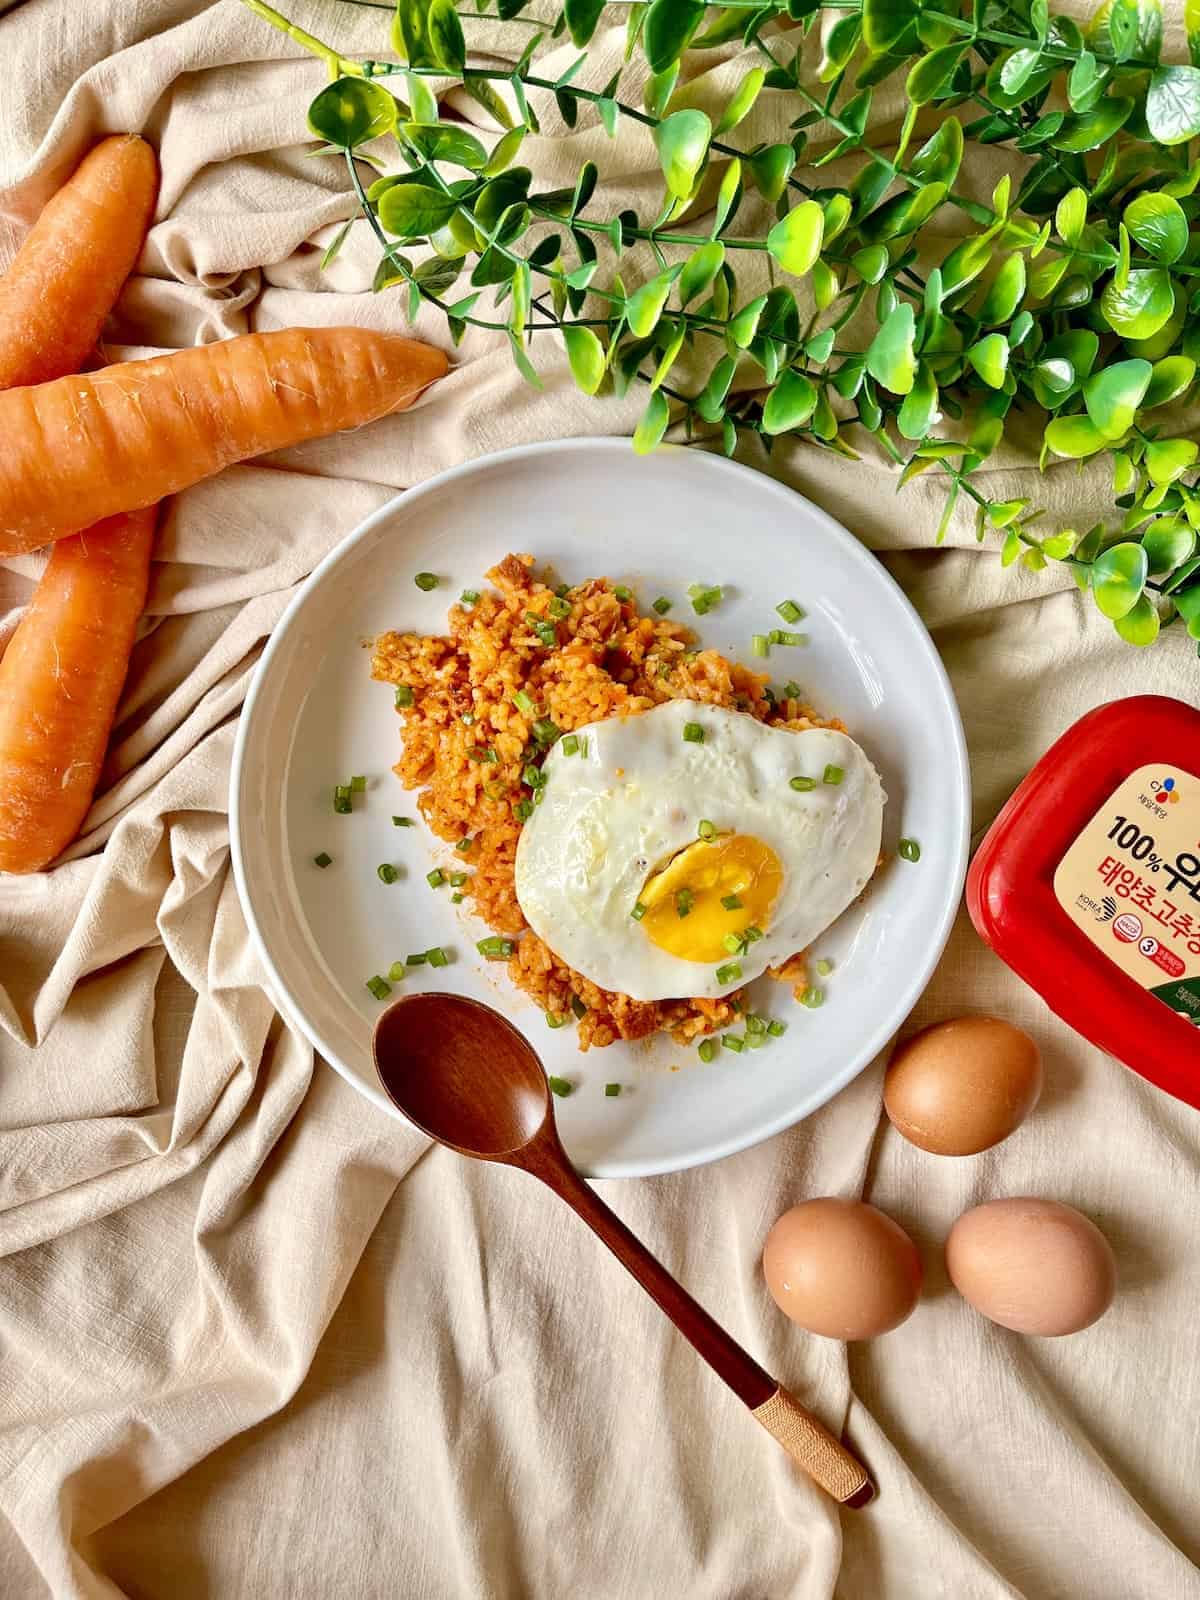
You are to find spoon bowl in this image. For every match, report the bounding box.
[373,991,873,1507]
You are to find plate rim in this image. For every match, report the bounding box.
[230,435,970,1177]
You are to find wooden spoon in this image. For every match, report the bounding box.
[373,992,874,1507]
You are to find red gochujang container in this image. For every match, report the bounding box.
[967,695,1200,1112]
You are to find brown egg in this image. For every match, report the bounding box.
[762,1198,923,1341]
[884,1015,1043,1157]
[946,1198,1116,1336]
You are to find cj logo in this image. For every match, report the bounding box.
[1150,776,1182,805]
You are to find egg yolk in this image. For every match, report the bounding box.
[639,834,782,964]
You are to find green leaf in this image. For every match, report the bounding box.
[1055,188,1088,246]
[598,96,619,138]
[1146,66,1200,145]
[766,201,824,276]
[308,78,397,148]
[1144,517,1197,572]
[650,324,685,391]
[1068,50,1103,111]
[1092,541,1149,618]
[728,293,768,348]
[654,109,712,200]
[977,254,1026,327]
[1176,583,1200,637]
[715,67,765,135]
[562,325,605,393]
[427,0,466,71]
[746,144,795,204]
[463,77,515,130]
[626,267,681,337]
[1045,415,1108,458]
[906,43,965,104]
[856,181,947,244]
[1101,269,1176,341]
[412,254,464,298]
[865,303,917,395]
[508,330,543,390]
[633,387,671,453]
[678,241,725,308]
[988,498,1029,528]
[1114,594,1160,646]
[821,193,852,246]
[642,0,705,72]
[1001,527,1022,566]
[1052,98,1134,151]
[852,244,890,284]
[909,118,963,185]
[1188,0,1200,64]
[483,126,527,177]
[1042,530,1077,560]
[564,0,606,46]
[940,234,993,296]
[1146,438,1200,484]
[807,324,836,361]
[1123,192,1189,264]
[320,218,353,270]
[897,362,939,439]
[967,334,1009,389]
[713,158,742,236]
[644,64,679,118]
[694,354,736,423]
[377,183,460,238]
[811,263,839,315]
[862,0,918,53]
[402,124,489,170]
[762,369,818,434]
[819,14,862,80]
[1083,359,1152,439]
[1144,356,1196,408]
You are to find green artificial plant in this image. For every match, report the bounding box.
[244,0,1200,649]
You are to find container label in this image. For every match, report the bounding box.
[1053,763,1200,1023]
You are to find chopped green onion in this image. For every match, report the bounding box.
[427,868,445,888]
[747,1031,767,1049]
[406,951,428,966]
[546,1011,570,1028]
[613,584,632,601]
[378,862,398,884]
[532,719,561,746]
[562,734,579,757]
[767,1019,787,1037]
[387,961,406,982]
[801,986,825,1008]
[675,888,694,918]
[535,788,546,806]
[394,684,414,708]
[790,775,817,792]
[579,736,589,756]
[365,975,391,1000]
[823,764,844,785]
[514,799,534,822]
[522,763,544,789]
[743,925,763,943]
[414,572,439,591]
[682,722,704,744]
[722,1033,745,1053]
[392,816,413,827]
[449,871,468,887]
[745,1014,767,1035]
[555,583,570,598]
[631,901,648,921]
[652,596,672,615]
[571,995,587,1019]
[688,583,723,615]
[721,894,743,911]
[314,852,332,868]
[467,746,492,762]
[548,595,572,619]
[722,932,744,954]
[816,957,834,976]
[752,634,770,658]
[776,599,804,624]
[782,680,802,700]
[455,836,474,852]
[715,961,742,984]
[548,1075,573,1097]
[604,1082,621,1097]
[771,629,806,647]
[333,794,351,814]
[477,937,515,958]
[698,1037,718,1062]
[729,995,745,1013]
[698,819,717,841]
[460,588,480,607]
[350,775,366,793]
[427,947,449,968]
[512,689,536,716]
[533,621,558,647]
[451,892,464,903]
[899,837,922,862]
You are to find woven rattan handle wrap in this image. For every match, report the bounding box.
[751,1385,873,1505]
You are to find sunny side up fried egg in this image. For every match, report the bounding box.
[514,699,885,1003]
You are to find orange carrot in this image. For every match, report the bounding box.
[0,134,158,389]
[0,326,448,557]
[0,507,157,873]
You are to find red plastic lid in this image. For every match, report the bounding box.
[967,694,1200,1112]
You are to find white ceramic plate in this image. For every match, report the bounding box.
[231,438,969,1177]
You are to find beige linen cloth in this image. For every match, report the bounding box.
[1,2,1198,1595]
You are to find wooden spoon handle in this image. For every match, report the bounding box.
[532,1155,873,1506]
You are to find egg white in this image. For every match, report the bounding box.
[514,699,885,1001]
